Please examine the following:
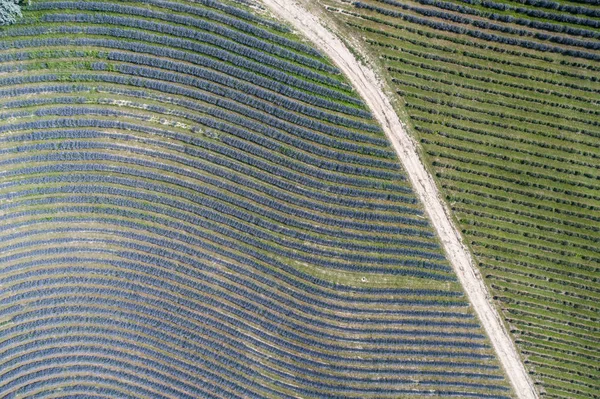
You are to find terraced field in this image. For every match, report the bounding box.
[318,0,600,397]
[0,0,517,398]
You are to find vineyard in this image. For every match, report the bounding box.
[0,0,518,398]
[319,0,600,398]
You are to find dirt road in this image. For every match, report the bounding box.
[261,1,539,397]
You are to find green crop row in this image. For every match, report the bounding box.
[324,0,600,396]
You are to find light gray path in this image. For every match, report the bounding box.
[260,1,539,397]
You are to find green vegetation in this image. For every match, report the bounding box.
[321,0,600,397]
[0,0,23,26]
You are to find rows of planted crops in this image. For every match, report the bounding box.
[321,0,600,397]
[0,0,514,398]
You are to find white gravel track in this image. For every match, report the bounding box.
[260,1,539,397]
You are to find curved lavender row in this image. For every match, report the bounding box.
[0,330,503,380]
[1,247,465,320]
[90,37,361,115]
[1,360,227,399]
[0,39,360,113]
[0,171,441,264]
[2,313,498,374]
[0,158,428,234]
[36,8,337,72]
[21,386,138,399]
[3,16,342,93]
[3,269,489,358]
[3,303,489,371]
[2,90,396,172]
[0,0,514,396]
[1,204,448,297]
[104,59,375,131]
[0,231,466,322]
[31,2,352,105]
[0,71,385,145]
[2,340,511,396]
[0,134,410,216]
[0,191,451,278]
[0,125,420,213]
[0,109,406,193]
[0,229,473,324]
[1,278,502,396]
[12,2,329,74]
[0,340,509,398]
[0,216,461,304]
[0,257,510,396]
[0,122,401,187]
[0,140,416,223]
[0,118,411,203]
[0,346,283,399]
[0,43,375,132]
[1,255,486,350]
[28,0,321,58]
[0,41,354,105]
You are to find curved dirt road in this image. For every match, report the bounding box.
[261,1,539,398]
